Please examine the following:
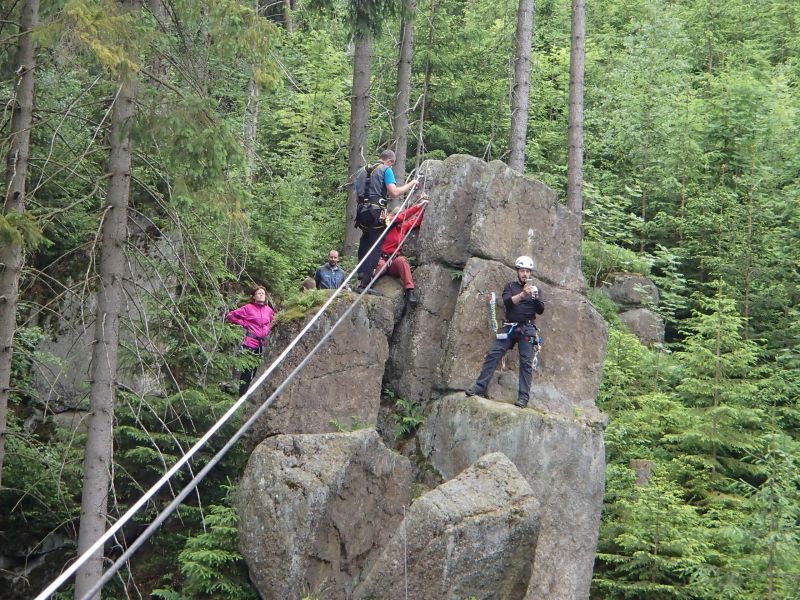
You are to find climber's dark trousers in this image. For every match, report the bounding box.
[472,329,534,403]
[357,228,385,286]
[238,345,262,397]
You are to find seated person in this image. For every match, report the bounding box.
[374,198,429,306]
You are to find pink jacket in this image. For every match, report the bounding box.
[225,302,276,350]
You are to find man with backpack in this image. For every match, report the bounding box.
[354,149,418,291]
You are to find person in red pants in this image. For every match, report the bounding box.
[374,197,429,306]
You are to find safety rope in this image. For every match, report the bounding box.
[488,291,498,333]
[74,187,430,600]
[36,179,426,600]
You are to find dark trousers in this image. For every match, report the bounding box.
[357,227,385,286]
[239,345,262,396]
[472,328,534,403]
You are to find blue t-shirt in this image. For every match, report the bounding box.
[384,166,396,188]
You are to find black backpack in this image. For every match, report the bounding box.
[355,200,386,231]
[354,161,382,202]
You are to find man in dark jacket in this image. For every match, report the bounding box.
[465,255,544,408]
[314,249,347,290]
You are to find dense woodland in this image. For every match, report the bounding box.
[1,0,798,598]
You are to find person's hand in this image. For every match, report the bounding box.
[523,283,534,297]
[420,198,430,206]
[409,178,420,188]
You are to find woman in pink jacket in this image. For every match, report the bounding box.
[225,285,276,395]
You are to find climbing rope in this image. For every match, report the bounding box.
[36,183,427,600]
[73,188,430,600]
[488,291,499,333]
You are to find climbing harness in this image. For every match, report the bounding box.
[482,290,543,370]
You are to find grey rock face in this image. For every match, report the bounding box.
[418,394,606,600]
[441,257,607,420]
[32,215,178,409]
[417,155,585,291]
[384,263,462,402]
[598,272,659,307]
[354,452,540,600]
[238,429,413,600]
[234,155,607,600]
[619,307,665,346]
[244,295,394,449]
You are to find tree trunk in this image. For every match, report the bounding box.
[566,0,585,215]
[344,35,373,256]
[0,0,39,489]
[244,0,261,182]
[507,0,534,173]
[244,76,260,182]
[415,0,436,171]
[284,0,294,33]
[74,6,138,597]
[392,0,415,181]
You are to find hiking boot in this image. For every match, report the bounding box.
[514,397,529,408]
[405,289,418,306]
[465,386,483,397]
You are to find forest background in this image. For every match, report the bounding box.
[1,0,798,598]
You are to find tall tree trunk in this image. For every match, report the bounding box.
[507,0,534,173]
[344,35,373,256]
[566,0,585,215]
[74,5,139,597]
[244,76,260,181]
[244,0,260,181]
[0,0,39,489]
[284,0,294,33]
[415,0,436,171]
[392,0,415,181]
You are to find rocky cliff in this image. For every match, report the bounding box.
[238,155,608,599]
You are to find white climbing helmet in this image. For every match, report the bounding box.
[514,255,534,270]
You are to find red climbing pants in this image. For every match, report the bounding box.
[375,255,414,289]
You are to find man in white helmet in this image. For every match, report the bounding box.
[466,255,544,408]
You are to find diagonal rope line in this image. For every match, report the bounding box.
[35,176,427,600]
[76,186,430,600]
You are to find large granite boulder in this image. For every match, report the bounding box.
[440,257,606,420]
[417,155,584,291]
[619,307,665,346]
[354,452,540,600]
[418,394,606,600]
[238,429,413,600]
[384,263,462,402]
[597,272,659,307]
[244,295,394,449]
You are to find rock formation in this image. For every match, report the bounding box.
[353,453,540,600]
[238,429,414,599]
[597,271,665,345]
[234,154,609,599]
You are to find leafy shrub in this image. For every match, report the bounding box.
[152,502,257,600]
[582,239,652,288]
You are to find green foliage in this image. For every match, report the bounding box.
[0,211,47,249]
[276,289,330,322]
[582,240,652,287]
[152,502,257,600]
[586,289,622,328]
[393,397,424,439]
[330,416,370,432]
[594,464,717,599]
